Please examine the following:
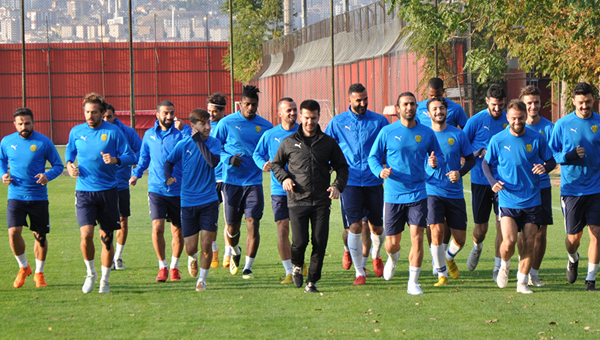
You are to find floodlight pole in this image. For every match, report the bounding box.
[128,0,135,128]
[331,0,335,115]
[20,0,26,107]
[229,0,235,113]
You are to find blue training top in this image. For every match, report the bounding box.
[416,97,468,129]
[253,123,298,196]
[112,118,142,191]
[526,116,554,190]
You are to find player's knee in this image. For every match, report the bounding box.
[101,232,114,250]
[34,233,47,247]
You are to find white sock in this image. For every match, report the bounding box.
[170,256,180,270]
[282,259,293,275]
[244,256,255,271]
[429,245,435,262]
[101,265,110,283]
[15,253,28,268]
[494,257,502,271]
[442,242,449,254]
[159,259,168,269]
[501,259,510,270]
[35,259,45,273]
[230,245,241,256]
[85,259,96,275]
[517,271,527,284]
[212,241,218,252]
[568,251,579,263]
[586,263,599,281]
[348,232,365,277]
[474,241,483,250]
[344,245,349,252]
[224,246,232,257]
[432,245,447,277]
[446,240,461,261]
[199,268,209,280]
[408,266,421,285]
[388,251,400,265]
[362,256,368,269]
[370,232,384,259]
[530,268,539,277]
[115,243,124,260]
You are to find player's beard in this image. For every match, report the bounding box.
[161,118,173,129]
[19,129,33,138]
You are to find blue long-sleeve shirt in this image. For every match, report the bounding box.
[112,118,142,191]
[1,131,64,201]
[210,120,224,182]
[416,97,468,128]
[213,111,273,186]
[325,107,389,187]
[253,123,298,196]
[368,121,443,204]
[526,117,554,189]
[549,111,600,196]
[132,120,183,197]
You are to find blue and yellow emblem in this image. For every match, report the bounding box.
[503,123,508,129]
[592,125,598,133]
[448,138,455,146]
[255,126,261,133]
[30,145,37,152]
[101,134,108,142]
[540,130,545,135]
[526,144,533,152]
[415,135,422,143]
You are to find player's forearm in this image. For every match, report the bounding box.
[192,134,220,168]
[482,158,499,187]
[543,157,557,173]
[164,160,175,181]
[459,154,476,177]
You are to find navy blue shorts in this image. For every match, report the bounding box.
[181,200,220,237]
[540,187,553,226]
[6,199,50,234]
[118,189,131,218]
[148,192,181,227]
[271,195,290,221]
[561,193,600,235]
[499,206,541,232]
[75,189,121,232]
[471,183,499,224]
[426,195,468,231]
[340,185,383,228]
[216,182,225,203]
[222,184,264,225]
[384,200,427,236]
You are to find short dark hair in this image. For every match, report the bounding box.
[241,85,260,100]
[14,107,33,120]
[427,96,447,111]
[106,104,115,113]
[83,93,108,112]
[427,78,444,90]
[486,84,506,100]
[300,99,320,114]
[573,82,595,98]
[157,100,175,111]
[396,92,416,106]
[277,97,294,109]
[507,99,526,113]
[519,85,540,99]
[348,83,366,96]
[207,92,227,108]
[190,108,210,124]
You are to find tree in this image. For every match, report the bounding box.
[222,0,283,83]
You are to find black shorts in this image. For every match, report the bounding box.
[6,199,50,234]
[148,192,181,227]
[340,185,384,228]
[471,183,499,224]
[118,189,131,218]
[271,195,290,222]
[181,200,220,237]
[75,189,121,232]
[216,182,225,204]
[561,193,600,235]
[499,206,541,232]
[426,195,468,231]
[539,187,553,226]
[384,200,427,236]
[222,184,264,225]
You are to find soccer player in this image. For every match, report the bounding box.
[253,97,300,284]
[103,104,142,270]
[549,82,600,291]
[325,83,389,284]
[368,92,442,295]
[213,85,273,279]
[272,99,349,293]
[130,100,185,283]
[1,108,63,288]
[521,85,554,286]
[483,100,555,293]
[165,109,221,291]
[65,93,135,293]
[416,77,469,129]
[425,97,475,286]
[463,84,508,280]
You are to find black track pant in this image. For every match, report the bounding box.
[289,205,330,284]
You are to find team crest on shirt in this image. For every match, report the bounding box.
[30,145,37,152]
[503,123,508,129]
[539,130,545,135]
[255,126,261,133]
[526,144,533,152]
[415,135,422,143]
[101,134,108,142]
[447,138,455,146]
[592,125,598,133]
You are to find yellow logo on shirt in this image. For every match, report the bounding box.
[255,126,261,133]
[415,135,422,143]
[592,125,598,133]
[526,144,533,152]
[540,130,545,135]
[503,123,508,129]
[101,134,108,142]
[448,138,455,146]
[30,145,37,152]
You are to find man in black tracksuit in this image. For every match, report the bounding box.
[272,99,349,293]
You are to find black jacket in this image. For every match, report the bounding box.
[272,124,349,207]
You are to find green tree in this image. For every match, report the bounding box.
[222,0,283,83]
